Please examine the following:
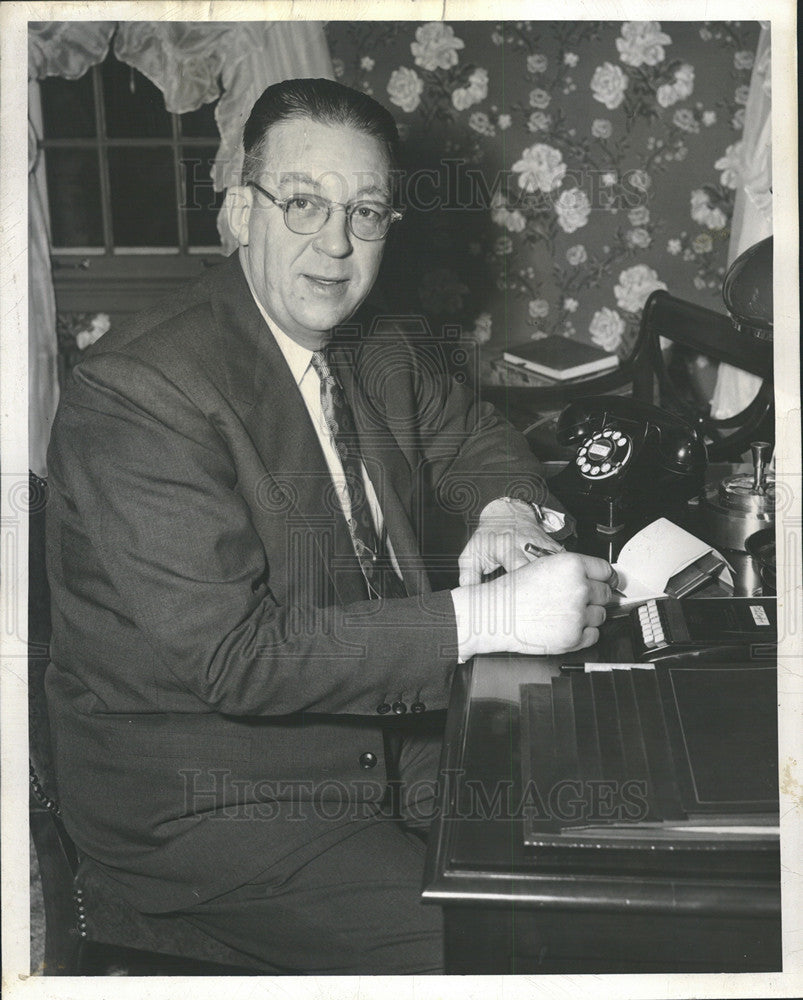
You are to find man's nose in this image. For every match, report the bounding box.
[313,206,353,257]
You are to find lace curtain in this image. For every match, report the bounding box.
[710,23,772,420]
[27,20,333,475]
[28,83,60,480]
[112,21,334,243]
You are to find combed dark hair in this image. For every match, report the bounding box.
[242,78,400,185]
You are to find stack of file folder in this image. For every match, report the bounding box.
[520,661,778,849]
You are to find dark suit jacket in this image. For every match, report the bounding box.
[45,252,562,912]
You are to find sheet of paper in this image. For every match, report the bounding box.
[612,517,733,599]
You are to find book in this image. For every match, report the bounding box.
[502,335,619,381]
[486,357,557,387]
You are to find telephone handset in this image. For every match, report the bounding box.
[549,396,707,527]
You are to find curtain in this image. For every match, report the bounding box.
[710,23,772,421]
[28,21,116,77]
[28,23,117,476]
[28,84,60,480]
[211,23,334,249]
[114,21,333,250]
[27,20,333,475]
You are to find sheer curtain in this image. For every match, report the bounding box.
[710,23,772,421]
[28,84,60,480]
[27,23,116,478]
[111,21,334,248]
[27,20,333,476]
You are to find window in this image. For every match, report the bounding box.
[38,52,230,316]
[40,53,225,256]
[38,52,226,316]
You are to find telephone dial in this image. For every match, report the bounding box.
[549,396,708,533]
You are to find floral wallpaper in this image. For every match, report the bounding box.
[325,20,761,369]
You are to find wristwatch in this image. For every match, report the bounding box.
[498,496,567,534]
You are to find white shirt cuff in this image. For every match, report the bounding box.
[450,584,473,665]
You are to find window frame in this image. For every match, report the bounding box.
[40,58,226,312]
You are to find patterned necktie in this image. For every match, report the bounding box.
[310,349,405,600]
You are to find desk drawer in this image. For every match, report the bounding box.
[443,904,781,974]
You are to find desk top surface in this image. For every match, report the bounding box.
[422,631,780,915]
[423,466,780,913]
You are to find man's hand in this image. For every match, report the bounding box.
[458,497,563,586]
[452,552,615,659]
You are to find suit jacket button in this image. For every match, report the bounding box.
[377,702,391,715]
[359,752,377,769]
[411,701,426,714]
[392,701,407,714]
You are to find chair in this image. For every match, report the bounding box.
[635,290,774,461]
[28,473,264,975]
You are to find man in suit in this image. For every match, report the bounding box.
[45,78,614,974]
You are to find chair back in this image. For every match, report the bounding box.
[29,473,61,813]
[636,291,774,460]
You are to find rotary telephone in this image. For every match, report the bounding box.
[549,396,708,532]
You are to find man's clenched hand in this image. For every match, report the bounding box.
[452,552,615,659]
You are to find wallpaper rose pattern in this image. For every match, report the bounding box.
[325,20,760,367]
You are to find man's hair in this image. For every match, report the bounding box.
[241,78,400,188]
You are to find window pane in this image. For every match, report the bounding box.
[45,149,103,247]
[40,73,96,139]
[180,100,219,138]
[181,147,224,246]
[108,148,177,246]
[102,56,171,138]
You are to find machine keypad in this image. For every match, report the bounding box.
[637,599,668,649]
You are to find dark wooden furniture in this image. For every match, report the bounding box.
[422,641,781,974]
[637,290,774,460]
[28,473,264,975]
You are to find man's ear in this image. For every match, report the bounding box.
[225,185,253,245]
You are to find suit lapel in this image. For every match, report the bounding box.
[208,255,430,600]
[208,256,364,604]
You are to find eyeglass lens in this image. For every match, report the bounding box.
[285,196,391,240]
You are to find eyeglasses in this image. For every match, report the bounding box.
[247,181,403,242]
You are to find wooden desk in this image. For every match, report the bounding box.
[422,643,781,974]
